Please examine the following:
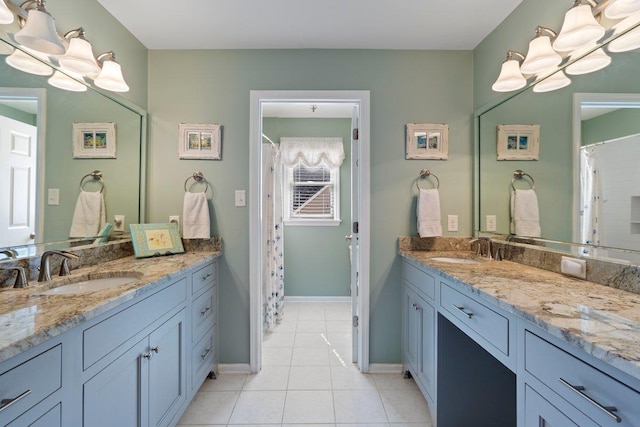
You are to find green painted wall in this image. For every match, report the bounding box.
[147,49,474,364]
[0,104,36,125]
[582,109,640,146]
[263,117,351,297]
[474,0,640,243]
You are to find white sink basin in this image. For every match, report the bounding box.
[41,276,140,295]
[430,257,482,265]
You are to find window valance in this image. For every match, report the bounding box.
[280,137,345,168]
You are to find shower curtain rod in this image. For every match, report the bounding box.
[262,133,278,148]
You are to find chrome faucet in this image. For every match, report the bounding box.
[2,267,28,288]
[470,237,493,260]
[0,249,17,259]
[38,251,80,282]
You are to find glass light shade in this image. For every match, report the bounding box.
[553,4,605,52]
[520,36,563,74]
[59,37,101,77]
[608,26,640,51]
[492,59,527,92]
[566,48,611,74]
[94,60,129,92]
[48,70,87,92]
[14,9,65,55]
[533,71,572,93]
[0,0,14,25]
[605,0,640,19]
[5,48,53,75]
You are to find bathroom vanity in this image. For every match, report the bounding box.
[400,250,640,427]
[0,251,219,427]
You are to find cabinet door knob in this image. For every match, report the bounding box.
[151,346,160,353]
[142,352,152,359]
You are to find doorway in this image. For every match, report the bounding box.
[249,90,370,374]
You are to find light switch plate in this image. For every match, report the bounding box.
[235,190,246,207]
[561,256,587,279]
[486,215,497,232]
[447,215,458,232]
[47,188,59,206]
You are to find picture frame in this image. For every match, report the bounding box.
[72,122,116,158]
[178,123,222,160]
[129,222,185,258]
[497,124,540,160]
[406,123,449,160]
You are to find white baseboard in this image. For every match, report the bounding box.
[368,363,403,373]
[218,363,251,374]
[284,296,351,303]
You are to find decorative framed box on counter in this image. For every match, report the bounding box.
[129,223,185,258]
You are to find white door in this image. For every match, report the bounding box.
[350,105,360,363]
[0,114,38,246]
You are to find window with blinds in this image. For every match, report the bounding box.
[284,160,340,225]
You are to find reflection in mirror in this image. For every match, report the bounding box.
[0,38,144,262]
[478,27,640,261]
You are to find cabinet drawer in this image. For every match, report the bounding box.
[525,331,640,426]
[83,277,187,370]
[402,261,435,300]
[192,262,216,295]
[192,328,215,390]
[192,285,216,343]
[524,385,582,427]
[0,345,62,424]
[6,402,61,427]
[440,282,509,355]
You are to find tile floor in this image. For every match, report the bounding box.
[177,301,432,427]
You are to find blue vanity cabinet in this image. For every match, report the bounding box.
[402,260,437,406]
[82,276,189,427]
[188,260,218,397]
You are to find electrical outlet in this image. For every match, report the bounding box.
[447,215,458,232]
[486,215,497,232]
[169,215,180,229]
[113,215,125,232]
[235,190,246,207]
[561,256,586,279]
[47,188,59,206]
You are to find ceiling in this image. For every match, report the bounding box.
[97,0,523,50]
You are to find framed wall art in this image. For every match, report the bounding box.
[72,122,116,158]
[178,123,222,160]
[129,222,185,258]
[497,124,540,160]
[406,123,449,160]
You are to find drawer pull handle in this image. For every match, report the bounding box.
[558,378,622,423]
[201,306,212,316]
[200,347,212,360]
[0,389,31,413]
[453,305,474,319]
[202,273,212,281]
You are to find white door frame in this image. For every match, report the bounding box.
[249,90,371,373]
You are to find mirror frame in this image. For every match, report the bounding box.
[0,37,147,262]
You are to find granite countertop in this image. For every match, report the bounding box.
[400,249,640,382]
[0,251,221,364]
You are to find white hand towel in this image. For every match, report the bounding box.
[69,190,106,238]
[417,188,442,237]
[183,192,210,239]
[510,189,541,237]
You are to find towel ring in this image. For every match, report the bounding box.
[79,170,104,193]
[184,171,208,193]
[511,169,535,191]
[416,169,440,190]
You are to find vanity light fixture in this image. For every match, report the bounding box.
[533,70,572,92]
[607,11,640,50]
[48,70,87,92]
[553,1,605,52]
[565,46,611,74]
[13,0,66,55]
[520,26,563,74]
[5,46,53,75]
[58,28,101,78]
[492,50,527,92]
[605,0,640,18]
[94,51,129,92]
[0,0,14,25]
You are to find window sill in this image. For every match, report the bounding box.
[284,219,342,227]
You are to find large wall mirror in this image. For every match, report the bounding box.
[0,35,146,262]
[478,19,640,263]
